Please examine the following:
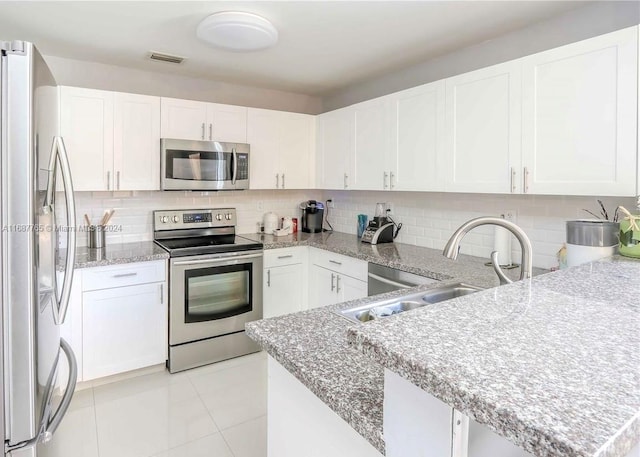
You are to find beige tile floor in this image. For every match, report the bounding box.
[42,352,267,457]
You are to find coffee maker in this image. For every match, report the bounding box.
[361,203,395,244]
[300,200,324,233]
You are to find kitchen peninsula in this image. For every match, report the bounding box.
[246,232,640,457]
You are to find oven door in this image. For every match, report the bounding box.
[169,251,263,345]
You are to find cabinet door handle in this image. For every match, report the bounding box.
[277,255,293,259]
[282,173,285,189]
[390,171,395,190]
[112,272,137,278]
[267,269,271,287]
[329,260,342,266]
[383,172,389,189]
[336,275,341,293]
[523,167,530,193]
[276,173,280,189]
[344,173,348,189]
[331,273,335,292]
[209,123,213,141]
[106,170,111,191]
[510,167,516,193]
[116,171,120,190]
[160,284,163,305]
[201,123,205,140]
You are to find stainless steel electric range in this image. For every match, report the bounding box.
[153,208,263,373]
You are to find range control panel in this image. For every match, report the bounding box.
[153,208,236,231]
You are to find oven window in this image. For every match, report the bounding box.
[184,264,252,323]
[165,149,233,181]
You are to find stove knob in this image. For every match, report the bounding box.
[172,215,180,223]
[160,216,169,223]
[225,213,232,221]
[215,213,223,221]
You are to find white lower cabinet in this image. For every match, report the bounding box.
[263,247,307,318]
[60,260,168,383]
[268,356,383,457]
[82,282,166,380]
[308,249,368,308]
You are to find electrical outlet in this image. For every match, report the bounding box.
[256,200,264,211]
[503,210,517,223]
[386,202,393,214]
[326,199,334,208]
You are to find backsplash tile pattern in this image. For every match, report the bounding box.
[322,191,636,269]
[73,189,320,247]
[70,189,635,270]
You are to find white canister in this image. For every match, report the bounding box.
[566,220,619,267]
[263,212,279,234]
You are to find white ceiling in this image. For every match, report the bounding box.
[1,1,587,96]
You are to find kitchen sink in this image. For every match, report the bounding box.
[421,283,484,304]
[338,283,484,323]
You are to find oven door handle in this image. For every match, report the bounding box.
[173,253,263,266]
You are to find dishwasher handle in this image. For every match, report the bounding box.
[367,272,414,290]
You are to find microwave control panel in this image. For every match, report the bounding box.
[236,153,249,180]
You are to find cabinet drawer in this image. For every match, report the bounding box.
[82,260,166,291]
[310,248,367,282]
[264,247,307,268]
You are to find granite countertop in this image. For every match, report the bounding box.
[241,231,544,285]
[245,231,547,454]
[68,241,169,269]
[347,256,640,457]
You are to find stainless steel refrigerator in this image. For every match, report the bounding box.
[1,41,78,456]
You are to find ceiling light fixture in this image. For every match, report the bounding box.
[196,12,278,52]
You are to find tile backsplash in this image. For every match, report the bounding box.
[73,189,321,247]
[71,188,636,270]
[323,190,636,269]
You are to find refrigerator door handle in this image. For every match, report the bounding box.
[4,339,78,452]
[44,136,77,325]
[41,338,77,441]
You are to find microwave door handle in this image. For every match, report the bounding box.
[45,137,77,325]
[231,148,238,186]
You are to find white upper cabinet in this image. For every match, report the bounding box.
[61,87,161,191]
[388,81,446,191]
[316,107,354,190]
[521,26,638,196]
[159,97,207,141]
[60,87,114,191]
[160,97,247,143]
[206,103,248,143]
[113,93,161,190]
[247,108,315,190]
[443,60,522,193]
[352,98,389,190]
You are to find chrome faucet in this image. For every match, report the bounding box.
[443,217,533,285]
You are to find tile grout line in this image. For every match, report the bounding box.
[185,371,238,457]
[90,387,102,457]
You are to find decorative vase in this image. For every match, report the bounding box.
[618,207,640,258]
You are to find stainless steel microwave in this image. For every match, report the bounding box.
[161,139,250,191]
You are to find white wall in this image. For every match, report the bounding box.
[324,191,636,270]
[322,1,640,111]
[74,189,320,247]
[45,55,323,115]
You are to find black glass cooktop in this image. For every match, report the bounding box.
[154,235,262,257]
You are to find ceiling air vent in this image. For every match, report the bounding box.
[148,51,185,64]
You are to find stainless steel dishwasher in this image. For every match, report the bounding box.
[368,263,438,296]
